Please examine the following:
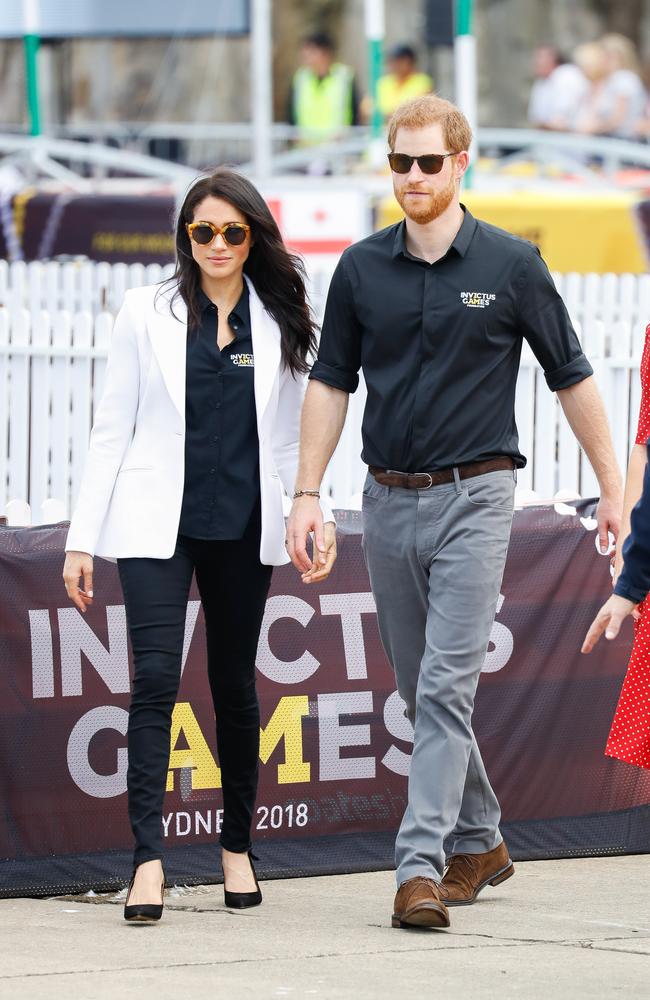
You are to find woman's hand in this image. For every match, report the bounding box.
[63,551,94,613]
[301,521,337,585]
[581,593,638,653]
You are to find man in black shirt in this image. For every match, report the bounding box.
[287,95,622,929]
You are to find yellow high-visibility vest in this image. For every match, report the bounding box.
[377,72,433,117]
[293,63,355,143]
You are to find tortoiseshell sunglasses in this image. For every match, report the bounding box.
[186,221,251,246]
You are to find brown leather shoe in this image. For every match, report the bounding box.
[392,876,450,929]
[440,841,514,906]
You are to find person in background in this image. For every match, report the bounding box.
[376,45,433,121]
[288,31,360,146]
[633,63,650,140]
[573,41,611,133]
[577,34,646,139]
[581,324,650,771]
[582,442,650,660]
[527,44,589,131]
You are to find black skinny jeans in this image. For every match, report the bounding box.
[118,511,273,867]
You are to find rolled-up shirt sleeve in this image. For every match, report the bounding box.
[309,254,362,394]
[517,249,593,391]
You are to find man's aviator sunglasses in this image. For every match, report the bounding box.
[388,152,455,174]
[186,221,251,247]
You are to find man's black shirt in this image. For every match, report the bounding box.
[179,285,260,539]
[309,208,593,471]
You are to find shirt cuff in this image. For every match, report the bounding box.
[614,575,647,604]
[544,354,594,391]
[309,360,358,394]
[319,496,335,524]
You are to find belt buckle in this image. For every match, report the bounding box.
[419,473,434,490]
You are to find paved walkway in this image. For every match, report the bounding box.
[0,857,648,999]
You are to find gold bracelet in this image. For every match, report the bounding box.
[293,489,321,499]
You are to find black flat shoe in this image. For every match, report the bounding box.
[223,850,262,909]
[124,866,165,923]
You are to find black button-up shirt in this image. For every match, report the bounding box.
[309,207,593,471]
[178,285,260,540]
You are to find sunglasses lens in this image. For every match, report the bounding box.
[224,225,247,246]
[192,224,214,245]
[388,153,412,174]
[418,155,445,174]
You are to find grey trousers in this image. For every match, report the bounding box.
[361,467,516,885]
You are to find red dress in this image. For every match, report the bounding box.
[605,325,650,770]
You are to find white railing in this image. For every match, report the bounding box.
[0,134,198,189]
[1,263,648,524]
[6,126,650,180]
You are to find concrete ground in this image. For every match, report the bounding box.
[0,857,648,1000]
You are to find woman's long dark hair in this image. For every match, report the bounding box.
[158,169,317,375]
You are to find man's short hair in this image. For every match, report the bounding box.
[387,95,472,153]
[303,31,335,52]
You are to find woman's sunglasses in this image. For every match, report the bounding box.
[387,152,455,174]
[186,221,251,247]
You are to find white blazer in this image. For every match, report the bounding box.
[65,277,333,564]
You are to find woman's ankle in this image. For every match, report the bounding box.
[134,858,163,878]
[221,846,251,859]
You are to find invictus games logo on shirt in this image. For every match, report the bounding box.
[460,291,496,309]
[231,353,254,367]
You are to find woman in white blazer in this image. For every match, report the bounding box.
[63,170,336,922]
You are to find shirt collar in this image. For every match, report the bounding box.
[391,204,478,261]
[198,281,250,326]
[198,288,213,313]
[452,205,477,256]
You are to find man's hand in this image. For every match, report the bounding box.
[595,490,622,555]
[286,496,338,584]
[286,495,324,572]
[581,593,638,653]
[301,521,337,584]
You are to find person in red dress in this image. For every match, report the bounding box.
[605,324,650,769]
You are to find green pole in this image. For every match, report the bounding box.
[369,35,383,138]
[365,0,384,141]
[456,0,473,35]
[24,33,41,136]
[454,0,476,188]
[23,1,41,136]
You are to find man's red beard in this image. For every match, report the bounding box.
[394,173,456,224]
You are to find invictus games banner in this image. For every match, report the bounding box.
[0,187,367,266]
[2,191,177,265]
[1,504,650,898]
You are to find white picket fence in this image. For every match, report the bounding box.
[1,261,649,525]
[0,259,176,316]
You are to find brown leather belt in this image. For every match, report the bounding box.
[369,457,515,490]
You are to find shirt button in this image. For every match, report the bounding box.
[210,468,216,474]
